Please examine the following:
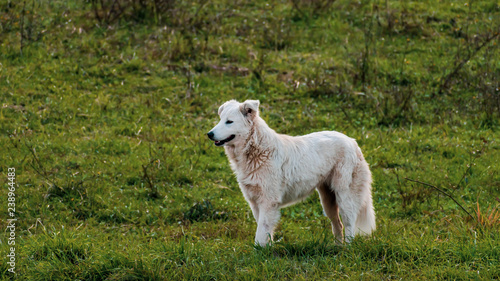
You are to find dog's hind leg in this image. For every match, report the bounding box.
[255,202,281,247]
[317,183,344,243]
[335,189,358,243]
[333,161,375,243]
[331,164,360,243]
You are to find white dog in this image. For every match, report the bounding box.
[207,100,375,246]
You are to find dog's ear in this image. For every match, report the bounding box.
[240,100,260,118]
[218,104,225,116]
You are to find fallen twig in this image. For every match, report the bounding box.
[405,177,474,221]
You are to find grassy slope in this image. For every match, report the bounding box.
[0,0,499,279]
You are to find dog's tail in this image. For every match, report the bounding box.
[353,147,376,236]
[355,196,376,235]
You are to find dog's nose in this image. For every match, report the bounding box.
[207,131,214,140]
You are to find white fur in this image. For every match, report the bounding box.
[208,100,376,246]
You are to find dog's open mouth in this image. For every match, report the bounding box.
[214,135,235,146]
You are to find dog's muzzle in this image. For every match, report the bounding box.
[207,131,235,146]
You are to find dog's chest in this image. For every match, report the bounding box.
[240,183,262,200]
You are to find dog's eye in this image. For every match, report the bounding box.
[226,120,233,124]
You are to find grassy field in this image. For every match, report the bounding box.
[1,0,499,279]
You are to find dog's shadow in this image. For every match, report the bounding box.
[254,239,343,259]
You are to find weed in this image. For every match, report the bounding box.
[290,0,336,21]
[90,0,178,26]
[182,200,229,223]
[475,202,500,229]
[30,232,90,265]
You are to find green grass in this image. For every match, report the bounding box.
[1,0,499,279]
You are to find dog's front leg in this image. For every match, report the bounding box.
[248,200,260,222]
[255,203,280,247]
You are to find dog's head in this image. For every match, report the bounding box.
[207,100,260,147]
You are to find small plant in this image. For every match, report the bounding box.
[142,159,161,199]
[257,13,293,51]
[182,200,228,223]
[0,0,43,55]
[436,1,499,96]
[290,0,336,20]
[31,232,90,265]
[90,0,178,26]
[475,202,500,229]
